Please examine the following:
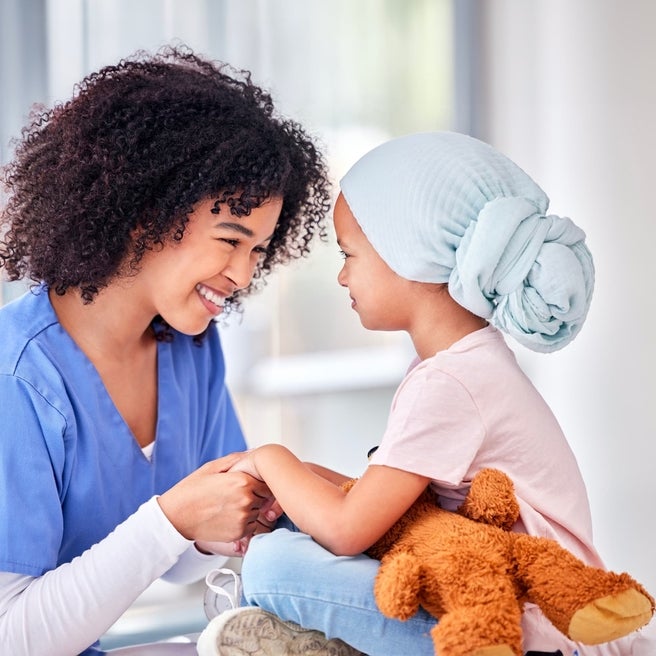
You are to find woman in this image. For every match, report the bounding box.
[0,45,330,655]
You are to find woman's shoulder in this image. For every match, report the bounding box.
[0,288,59,375]
[0,285,53,324]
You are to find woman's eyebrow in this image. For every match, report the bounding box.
[215,221,255,237]
[216,221,275,244]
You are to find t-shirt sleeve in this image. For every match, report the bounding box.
[0,374,67,575]
[370,365,485,485]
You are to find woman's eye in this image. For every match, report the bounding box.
[220,238,239,247]
[338,249,349,259]
[253,245,268,255]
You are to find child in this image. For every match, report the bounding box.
[0,46,330,655]
[197,132,650,656]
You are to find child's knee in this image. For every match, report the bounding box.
[242,529,297,595]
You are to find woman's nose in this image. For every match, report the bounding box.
[224,252,257,290]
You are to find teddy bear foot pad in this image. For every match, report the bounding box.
[568,587,654,644]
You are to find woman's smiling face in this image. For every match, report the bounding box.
[135,196,282,335]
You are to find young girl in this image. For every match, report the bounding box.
[197,132,651,656]
[0,46,330,655]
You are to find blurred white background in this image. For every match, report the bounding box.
[1,0,654,646]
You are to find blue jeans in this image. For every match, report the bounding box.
[241,526,436,656]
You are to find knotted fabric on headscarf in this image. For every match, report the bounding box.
[339,131,594,352]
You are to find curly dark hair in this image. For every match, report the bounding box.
[0,45,331,312]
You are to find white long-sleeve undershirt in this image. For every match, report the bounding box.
[0,497,225,656]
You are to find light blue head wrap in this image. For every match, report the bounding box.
[340,131,594,353]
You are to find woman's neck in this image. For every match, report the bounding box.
[49,285,160,448]
[48,285,156,361]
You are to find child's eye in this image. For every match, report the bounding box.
[338,249,349,259]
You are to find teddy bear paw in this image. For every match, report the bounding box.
[470,646,515,656]
[568,587,654,644]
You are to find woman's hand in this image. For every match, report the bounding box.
[189,452,284,556]
[194,494,282,557]
[157,452,275,543]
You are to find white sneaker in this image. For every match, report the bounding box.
[203,568,243,621]
[196,606,364,656]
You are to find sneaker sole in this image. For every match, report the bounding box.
[196,607,363,656]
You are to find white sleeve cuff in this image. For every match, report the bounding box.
[161,545,229,585]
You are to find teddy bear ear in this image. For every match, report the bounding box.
[457,468,520,531]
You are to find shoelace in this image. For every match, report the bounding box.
[205,567,243,610]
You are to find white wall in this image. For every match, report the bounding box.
[479,0,656,593]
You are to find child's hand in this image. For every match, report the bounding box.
[231,536,251,556]
[227,449,261,480]
[195,539,247,557]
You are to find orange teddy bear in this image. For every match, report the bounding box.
[342,469,654,656]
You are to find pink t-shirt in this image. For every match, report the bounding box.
[369,325,642,655]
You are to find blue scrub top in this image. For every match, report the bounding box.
[0,286,246,576]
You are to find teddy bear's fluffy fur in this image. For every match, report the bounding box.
[342,469,654,656]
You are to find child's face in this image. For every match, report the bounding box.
[134,196,281,335]
[333,192,415,331]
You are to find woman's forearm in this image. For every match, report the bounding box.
[0,498,190,656]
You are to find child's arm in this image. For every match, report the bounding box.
[231,444,429,556]
[303,461,352,486]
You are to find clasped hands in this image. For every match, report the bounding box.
[192,448,278,558]
[157,448,279,558]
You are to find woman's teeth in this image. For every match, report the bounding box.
[196,283,224,307]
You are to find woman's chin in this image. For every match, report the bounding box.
[162,315,217,337]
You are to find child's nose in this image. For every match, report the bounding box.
[337,266,347,287]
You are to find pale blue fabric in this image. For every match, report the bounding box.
[0,286,245,578]
[340,131,594,352]
[242,526,437,656]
